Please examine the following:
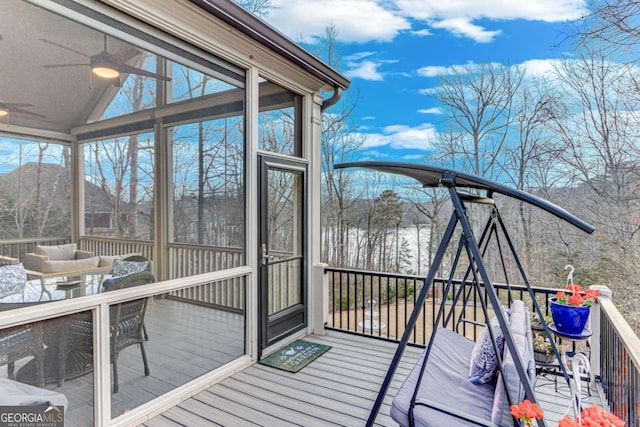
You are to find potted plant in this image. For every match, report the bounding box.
[532,335,554,364]
[550,284,601,335]
[530,313,552,333]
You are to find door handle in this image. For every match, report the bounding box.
[261,243,274,265]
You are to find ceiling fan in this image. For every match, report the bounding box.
[41,34,171,86]
[0,102,45,118]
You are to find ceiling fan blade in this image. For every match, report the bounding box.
[110,47,142,65]
[2,103,34,108]
[43,63,90,68]
[9,107,46,119]
[118,64,171,81]
[38,38,90,57]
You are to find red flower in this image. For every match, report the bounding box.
[559,405,625,426]
[510,400,543,426]
[558,416,580,427]
[568,294,585,306]
[556,280,601,307]
[585,289,601,300]
[567,283,584,293]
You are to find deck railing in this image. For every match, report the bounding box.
[79,236,154,260]
[82,237,248,311]
[599,297,640,427]
[0,236,71,260]
[325,266,559,345]
[325,266,640,425]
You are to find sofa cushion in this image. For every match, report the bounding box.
[36,243,77,260]
[112,259,151,276]
[41,256,100,274]
[0,263,28,298]
[98,253,140,267]
[469,315,506,384]
[0,378,68,410]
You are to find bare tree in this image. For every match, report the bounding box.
[501,77,564,267]
[553,51,640,261]
[431,63,524,179]
[574,0,640,63]
[235,0,272,17]
[312,24,366,267]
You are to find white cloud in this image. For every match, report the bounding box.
[346,60,384,81]
[417,65,453,77]
[411,29,433,37]
[267,0,410,43]
[361,150,389,159]
[345,51,375,61]
[520,58,562,77]
[430,18,502,43]
[395,0,585,22]
[263,0,586,44]
[417,61,504,77]
[418,107,443,114]
[362,116,376,120]
[402,153,426,160]
[360,123,436,150]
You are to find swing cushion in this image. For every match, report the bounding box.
[391,328,496,427]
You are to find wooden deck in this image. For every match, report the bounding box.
[144,332,605,426]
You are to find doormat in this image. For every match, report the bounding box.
[259,340,331,373]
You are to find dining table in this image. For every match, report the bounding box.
[0,273,109,386]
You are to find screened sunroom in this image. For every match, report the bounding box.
[0,1,349,426]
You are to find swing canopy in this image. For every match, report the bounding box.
[335,161,594,235]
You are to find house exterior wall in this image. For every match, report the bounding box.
[0,1,346,425]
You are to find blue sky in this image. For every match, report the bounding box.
[260,0,587,161]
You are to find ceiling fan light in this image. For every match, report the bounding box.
[92,65,120,79]
[0,108,8,117]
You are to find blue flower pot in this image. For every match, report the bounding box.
[549,297,590,335]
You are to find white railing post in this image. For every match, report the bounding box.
[310,263,328,335]
[589,285,612,378]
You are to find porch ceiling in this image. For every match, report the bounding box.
[0,1,143,134]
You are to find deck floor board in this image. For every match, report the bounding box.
[147,331,605,427]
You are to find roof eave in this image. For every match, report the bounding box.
[189,0,350,90]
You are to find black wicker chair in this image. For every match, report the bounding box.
[107,271,154,393]
[112,255,152,341]
[68,271,155,393]
[0,323,45,387]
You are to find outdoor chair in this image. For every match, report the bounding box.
[68,271,155,393]
[0,323,45,387]
[22,243,101,276]
[104,254,152,340]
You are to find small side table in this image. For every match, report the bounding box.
[548,323,593,396]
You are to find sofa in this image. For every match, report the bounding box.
[22,243,114,278]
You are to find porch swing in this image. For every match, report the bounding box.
[334,162,595,427]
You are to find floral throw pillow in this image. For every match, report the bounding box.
[0,263,28,298]
[468,316,506,384]
[112,259,150,277]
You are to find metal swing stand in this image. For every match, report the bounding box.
[334,162,595,427]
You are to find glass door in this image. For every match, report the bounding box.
[258,155,306,354]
